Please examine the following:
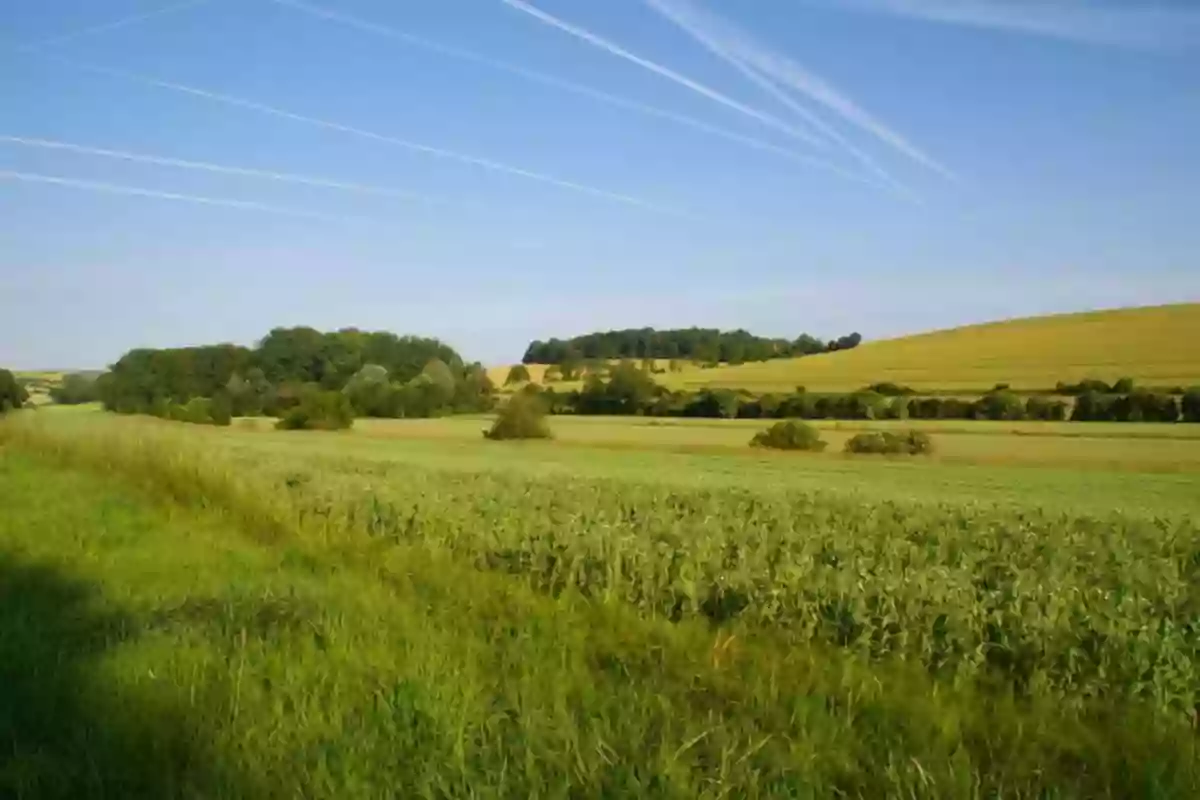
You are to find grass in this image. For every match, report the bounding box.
[3,410,1200,796]
[506,303,1200,394]
[9,419,1200,796]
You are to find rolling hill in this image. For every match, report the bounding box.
[500,303,1200,394]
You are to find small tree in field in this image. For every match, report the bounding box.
[505,364,532,386]
[484,393,552,440]
[750,421,827,451]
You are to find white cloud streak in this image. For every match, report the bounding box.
[0,135,447,205]
[0,168,370,223]
[647,0,954,181]
[497,0,826,147]
[15,0,211,51]
[31,53,687,217]
[829,0,1200,49]
[644,0,913,195]
[270,0,871,184]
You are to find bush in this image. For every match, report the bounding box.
[844,430,935,456]
[484,393,552,440]
[276,391,355,431]
[749,421,827,451]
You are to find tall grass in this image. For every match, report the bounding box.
[2,411,1198,796]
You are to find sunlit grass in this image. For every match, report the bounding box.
[2,414,1199,796]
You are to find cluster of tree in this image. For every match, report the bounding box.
[844,430,935,455]
[524,366,1200,424]
[1070,391,1188,423]
[96,327,494,420]
[0,369,28,412]
[521,327,862,366]
[49,373,101,405]
[1055,377,1137,395]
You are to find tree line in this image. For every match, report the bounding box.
[521,327,862,366]
[520,363,1200,423]
[96,327,495,422]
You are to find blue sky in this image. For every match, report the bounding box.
[2,0,1198,369]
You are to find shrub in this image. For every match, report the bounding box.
[749,421,827,451]
[276,390,355,431]
[484,393,552,440]
[1112,377,1135,394]
[844,430,935,456]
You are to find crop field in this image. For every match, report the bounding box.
[505,303,1200,394]
[2,409,1199,796]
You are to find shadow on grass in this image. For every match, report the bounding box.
[0,553,244,799]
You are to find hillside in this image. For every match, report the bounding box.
[499,304,1200,394]
[667,304,1200,393]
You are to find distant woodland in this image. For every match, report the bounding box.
[521,327,862,365]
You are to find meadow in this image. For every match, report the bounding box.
[2,407,1199,796]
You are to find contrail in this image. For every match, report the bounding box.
[0,168,369,223]
[644,0,912,194]
[16,0,211,51]
[646,0,954,181]
[827,0,1200,50]
[0,135,445,206]
[496,0,825,147]
[269,0,872,183]
[33,52,687,217]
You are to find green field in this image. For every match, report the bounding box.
[2,408,1199,795]
[501,303,1200,393]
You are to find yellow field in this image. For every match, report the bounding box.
[499,304,1200,393]
[668,303,1200,392]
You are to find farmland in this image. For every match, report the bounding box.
[499,303,1200,394]
[2,407,1199,796]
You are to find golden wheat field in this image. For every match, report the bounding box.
[500,304,1200,393]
